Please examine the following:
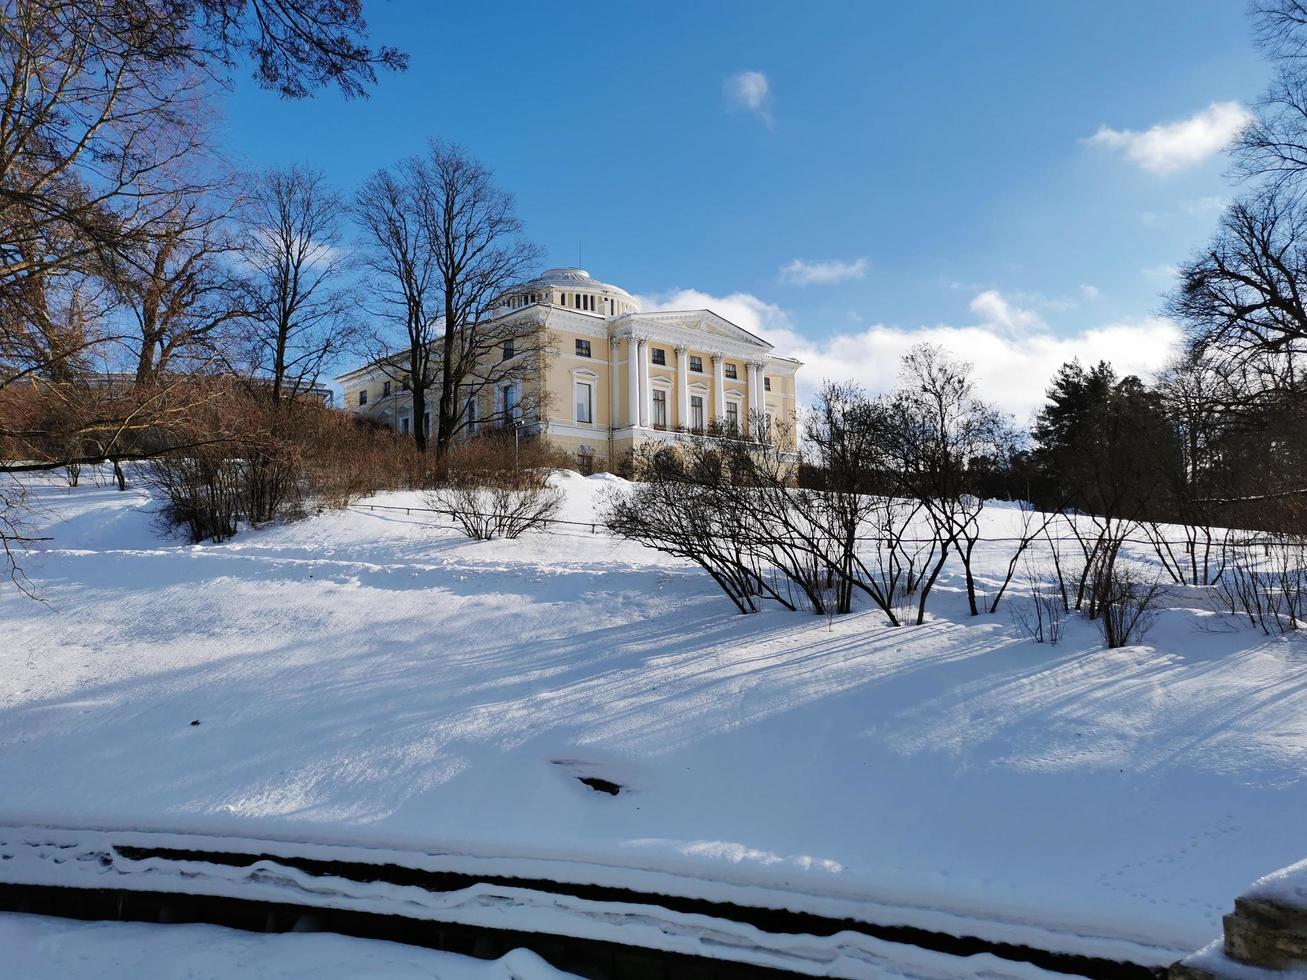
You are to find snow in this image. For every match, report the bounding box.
[2,468,1307,969]
[1,911,573,979]
[0,908,1065,980]
[1245,857,1307,910]
[1179,939,1307,980]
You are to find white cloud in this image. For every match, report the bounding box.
[967,289,1043,335]
[1086,101,1252,175]
[1079,284,1101,301]
[640,287,1181,423]
[636,288,795,340]
[724,70,773,126]
[779,257,869,286]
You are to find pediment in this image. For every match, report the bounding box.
[634,309,774,351]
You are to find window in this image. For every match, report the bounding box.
[575,380,593,423]
[651,347,666,366]
[652,390,667,429]
[575,338,591,358]
[502,338,515,360]
[501,382,521,423]
[423,411,430,434]
[400,416,410,434]
[358,389,368,406]
[382,380,391,397]
[689,355,703,373]
[463,387,477,435]
[725,402,740,431]
[402,373,411,390]
[764,377,772,391]
[724,362,737,380]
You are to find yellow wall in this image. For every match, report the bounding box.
[340,323,801,454]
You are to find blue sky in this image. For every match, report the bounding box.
[218,1,1267,417]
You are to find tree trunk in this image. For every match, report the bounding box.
[411,386,427,453]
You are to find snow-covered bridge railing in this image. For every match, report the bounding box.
[0,824,1167,979]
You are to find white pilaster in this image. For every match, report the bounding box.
[711,354,726,422]
[676,346,690,431]
[746,362,759,420]
[626,336,640,428]
[638,338,650,428]
[609,335,620,430]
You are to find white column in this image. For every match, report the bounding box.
[609,335,620,430]
[711,354,726,422]
[746,362,759,422]
[675,346,689,431]
[626,336,639,428]
[638,338,650,428]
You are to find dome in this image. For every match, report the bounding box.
[514,267,639,310]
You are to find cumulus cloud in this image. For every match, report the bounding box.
[724,70,773,126]
[636,288,794,341]
[779,257,869,286]
[640,287,1181,423]
[1086,101,1253,175]
[967,289,1043,334]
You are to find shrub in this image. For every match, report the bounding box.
[1010,564,1065,645]
[146,449,244,543]
[1094,563,1164,649]
[1217,535,1307,635]
[424,433,566,540]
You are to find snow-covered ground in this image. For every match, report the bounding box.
[2,469,1306,970]
[1,911,573,979]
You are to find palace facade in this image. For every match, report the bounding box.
[336,268,801,468]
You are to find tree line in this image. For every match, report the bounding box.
[0,0,550,584]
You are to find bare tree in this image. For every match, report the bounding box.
[354,162,439,450]
[194,0,408,100]
[240,165,355,402]
[419,141,544,455]
[355,143,545,453]
[875,345,1019,620]
[113,191,248,386]
[1234,0,1307,187]
[1170,192,1307,392]
[0,0,405,587]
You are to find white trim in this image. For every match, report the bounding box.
[570,366,600,428]
[572,376,596,427]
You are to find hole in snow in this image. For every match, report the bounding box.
[577,775,622,796]
[550,758,626,796]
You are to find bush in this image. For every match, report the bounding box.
[1094,563,1164,649]
[424,433,566,540]
[1217,535,1307,635]
[146,449,244,543]
[1010,564,1065,645]
[605,441,788,614]
[145,383,432,543]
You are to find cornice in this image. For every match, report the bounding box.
[614,316,770,360]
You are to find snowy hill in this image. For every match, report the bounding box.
[2,469,1306,970]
